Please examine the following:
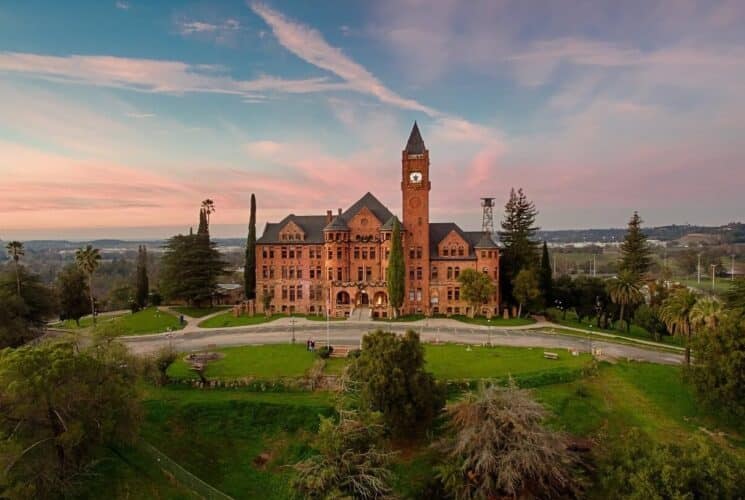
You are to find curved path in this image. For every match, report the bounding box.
[121,317,684,365]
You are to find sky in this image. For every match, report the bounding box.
[1,0,744,240]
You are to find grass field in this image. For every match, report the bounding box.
[450,314,536,327]
[167,343,591,382]
[54,308,182,335]
[170,306,229,318]
[676,277,734,294]
[198,312,282,328]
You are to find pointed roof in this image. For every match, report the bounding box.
[474,233,499,249]
[323,215,349,231]
[405,121,426,154]
[381,215,400,231]
[341,192,393,225]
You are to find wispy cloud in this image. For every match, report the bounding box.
[115,1,130,10]
[175,17,243,45]
[250,2,438,116]
[124,112,155,118]
[0,51,347,99]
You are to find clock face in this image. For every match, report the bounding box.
[409,171,423,183]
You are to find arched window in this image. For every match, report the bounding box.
[458,246,465,256]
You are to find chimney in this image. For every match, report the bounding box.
[326,210,333,223]
[338,208,342,215]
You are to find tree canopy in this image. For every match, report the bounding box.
[244,193,257,301]
[349,330,445,436]
[55,264,89,326]
[499,188,540,305]
[0,267,55,348]
[457,268,496,317]
[618,212,651,279]
[386,218,405,317]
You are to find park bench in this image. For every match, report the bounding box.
[543,352,559,360]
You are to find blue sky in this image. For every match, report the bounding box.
[1,0,744,239]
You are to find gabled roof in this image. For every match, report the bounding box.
[429,223,474,260]
[323,215,349,231]
[473,232,499,249]
[404,121,426,154]
[257,215,328,244]
[381,215,400,231]
[341,192,393,225]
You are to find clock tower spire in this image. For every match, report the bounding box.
[401,121,431,314]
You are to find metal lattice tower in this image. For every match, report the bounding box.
[481,197,495,235]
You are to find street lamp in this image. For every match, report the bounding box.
[290,317,296,344]
[710,264,717,291]
[487,318,492,347]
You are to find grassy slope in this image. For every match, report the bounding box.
[141,389,332,499]
[449,314,535,327]
[170,306,229,318]
[198,312,283,328]
[55,308,182,335]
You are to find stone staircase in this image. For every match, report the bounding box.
[329,345,357,358]
[349,307,371,321]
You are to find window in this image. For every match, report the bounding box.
[458,246,465,256]
[409,248,416,259]
[262,248,268,258]
[454,266,460,278]
[362,248,368,259]
[443,248,449,257]
[317,266,322,279]
[269,248,275,259]
[281,266,288,279]
[365,267,372,281]
[416,288,422,302]
[451,246,457,256]
[447,267,453,279]
[337,247,343,259]
[409,269,415,280]
[281,286,288,300]
[454,287,460,300]
[328,249,333,260]
[358,267,363,281]
[309,267,315,279]
[328,268,333,281]
[416,246,422,259]
[288,266,295,279]
[296,247,302,259]
[288,247,295,259]
[483,267,489,275]
[289,285,295,302]
[269,266,275,279]
[416,266,422,280]
[297,268,303,279]
[409,290,415,301]
[262,266,268,278]
[297,285,303,300]
[370,248,376,260]
[281,247,288,258]
[337,268,343,281]
[447,288,453,300]
[354,247,360,259]
[431,266,438,280]
[481,251,486,258]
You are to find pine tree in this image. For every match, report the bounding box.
[619,211,651,279]
[244,193,257,301]
[135,245,149,308]
[499,188,540,304]
[386,218,405,318]
[538,241,553,307]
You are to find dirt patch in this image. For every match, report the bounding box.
[253,451,273,469]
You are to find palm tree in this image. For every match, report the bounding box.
[689,296,722,331]
[5,241,24,296]
[659,288,698,365]
[607,270,643,331]
[75,245,101,324]
[201,199,215,225]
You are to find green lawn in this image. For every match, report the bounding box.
[52,312,125,329]
[373,313,427,322]
[54,308,182,335]
[167,344,318,380]
[168,343,591,383]
[198,312,283,328]
[676,277,733,294]
[170,306,229,318]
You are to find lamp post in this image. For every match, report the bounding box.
[710,264,717,291]
[290,317,296,344]
[487,317,492,347]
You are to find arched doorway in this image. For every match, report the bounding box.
[373,291,387,307]
[336,291,350,305]
[355,291,370,306]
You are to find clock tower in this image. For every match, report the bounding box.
[401,122,431,314]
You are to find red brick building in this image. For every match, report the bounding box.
[256,123,500,319]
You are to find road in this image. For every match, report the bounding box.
[122,319,683,365]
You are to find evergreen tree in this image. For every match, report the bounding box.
[135,245,149,308]
[499,188,540,304]
[619,211,651,278]
[538,241,553,307]
[160,206,226,306]
[244,193,257,300]
[386,218,405,318]
[56,264,89,326]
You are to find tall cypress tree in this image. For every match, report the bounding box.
[244,193,257,300]
[135,245,149,308]
[538,241,552,307]
[619,211,651,279]
[386,218,405,318]
[498,188,540,304]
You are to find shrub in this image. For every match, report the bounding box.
[317,345,333,359]
[601,429,744,499]
[436,382,580,499]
